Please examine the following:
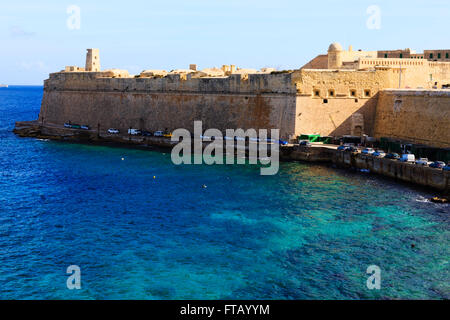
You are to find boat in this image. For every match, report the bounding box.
[0,84,8,88]
[430,196,448,204]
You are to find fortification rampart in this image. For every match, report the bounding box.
[291,68,395,137]
[40,72,297,139]
[44,71,296,94]
[374,89,450,148]
[33,45,450,144]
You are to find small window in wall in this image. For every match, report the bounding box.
[328,89,335,97]
[384,53,388,58]
[394,99,402,112]
[446,53,449,59]
[429,53,434,59]
[314,90,320,97]
[399,53,403,58]
[323,99,328,104]
[364,90,371,97]
[438,53,442,59]
[350,89,357,97]
[355,99,359,103]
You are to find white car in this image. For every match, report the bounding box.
[154,131,164,137]
[362,148,375,155]
[108,128,119,134]
[128,128,141,135]
[415,158,431,166]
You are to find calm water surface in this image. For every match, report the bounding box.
[0,86,448,299]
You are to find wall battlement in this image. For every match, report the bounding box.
[45,71,295,95]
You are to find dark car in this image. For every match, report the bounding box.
[429,161,446,169]
[279,139,288,145]
[337,145,346,151]
[346,146,359,153]
[299,140,311,146]
[443,164,450,171]
[385,153,400,160]
[141,130,153,137]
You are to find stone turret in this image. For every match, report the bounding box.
[327,42,343,69]
[85,48,100,72]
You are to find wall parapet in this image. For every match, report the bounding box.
[44,71,296,95]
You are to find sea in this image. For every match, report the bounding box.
[0,85,448,299]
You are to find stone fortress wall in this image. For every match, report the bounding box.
[37,44,450,147]
[40,70,297,139]
[374,90,450,148]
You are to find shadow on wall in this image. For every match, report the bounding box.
[328,93,380,137]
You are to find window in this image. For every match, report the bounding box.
[384,53,388,58]
[364,90,371,97]
[350,89,356,97]
[355,99,358,103]
[323,99,328,104]
[446,53,449,59]
[429,53,434,59]
[328,89,335,97]
[399,53,403,58]
[438,53,441,59]
[314,90,320,97]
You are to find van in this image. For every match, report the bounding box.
[128,128,141,135]
[400,154,415,163]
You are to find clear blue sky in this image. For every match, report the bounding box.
[1,0,449,84]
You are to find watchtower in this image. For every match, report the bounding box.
[327,42,343,69]
[85,49,100,72]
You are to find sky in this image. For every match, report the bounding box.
[1,0,449,85]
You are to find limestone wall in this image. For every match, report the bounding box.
[39,72,297,139]
[374,90,450,148]
[44,71,295,94]
[291,69,395,136]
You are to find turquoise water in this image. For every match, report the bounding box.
[0,86,449,299]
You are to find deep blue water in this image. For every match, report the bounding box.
[0,86,448,299]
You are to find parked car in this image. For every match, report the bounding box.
[362,148,375,155]
[400,154,415,163]
[80,125,89,130]
[337,145,346,151]
[346,146,359,153]
[415,158,432,166]
[385,153,400,160]
[300,140,311,146]
[429,161,446,169]
[372,150,386,157]
[108,128,119,134]
[278,139,288,145]
[154,131,164,137]
[141,130,152,136]
[128,128,141,135]
[64,122,71,128]
[443,163,450,171]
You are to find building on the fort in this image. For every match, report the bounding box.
[41,43,450,148]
